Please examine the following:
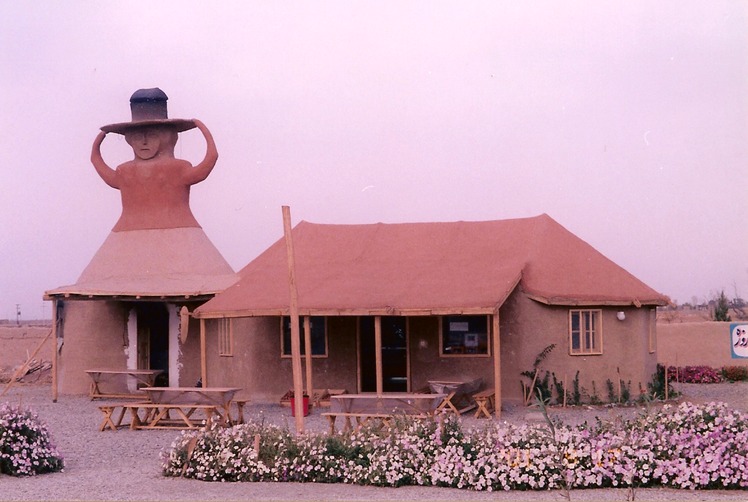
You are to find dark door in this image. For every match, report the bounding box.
[135,302,169,386]
[359,316,408,392]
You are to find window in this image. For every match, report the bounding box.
[218,318,232,356]
[569,310,602,355]
[281,316,327,357]
[440,315,490,356]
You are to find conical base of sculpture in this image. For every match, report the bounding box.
[47,227,237,298]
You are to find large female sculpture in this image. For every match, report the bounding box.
[91,88,218,232]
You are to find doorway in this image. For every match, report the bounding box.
[359,316,408,392]
[135,302,170,386]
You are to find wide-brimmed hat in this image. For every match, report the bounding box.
[100,88,196,134]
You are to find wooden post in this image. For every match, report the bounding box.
[51,299,59,402]
[374,315,383,396]
[617,367,622,403]
[283,206,305,434]
[304,316,313,401]
[200,318,207,387]
[563,373,567,408]
[492,312,501,418]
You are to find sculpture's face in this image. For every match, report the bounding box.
[124,126,176,160]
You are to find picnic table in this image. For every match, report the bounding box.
[85,368,162,400]
[428,378,482,414]
[97,386,245,431]
[322,392,446,433]
[141,386,243,424]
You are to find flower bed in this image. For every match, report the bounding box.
[667,365,723,384]
[163,402,748,490]
[0,403,64,476]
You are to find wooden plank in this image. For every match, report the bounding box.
[200,318,207,386]
[492,312,501,419]
[52,299,59,403]
[304,316,313,401]
[374,316,383,396]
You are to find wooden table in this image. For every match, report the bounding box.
[141,387,242,425]
[323,393,446,433]
[85,369,162,400]
[428,378,482,415]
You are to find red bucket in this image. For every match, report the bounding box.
[290,395,310,417]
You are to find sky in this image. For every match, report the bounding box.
[1,1,746,321]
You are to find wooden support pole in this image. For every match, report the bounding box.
[617,367,622,403]
[374,315,383,397]
[492,312,501,418]
[304,316,313,401]
[283,206,305,434]
[563,373,567,408]
[51,299,59,402]
[200,318,207,387]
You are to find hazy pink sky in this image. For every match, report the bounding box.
[1,1,746,320]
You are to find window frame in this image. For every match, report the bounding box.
[280,316,328,358]
[439,315,491,358]
[218,318,233,357]
[568,309,603,355]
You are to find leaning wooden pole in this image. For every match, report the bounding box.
[283,206,305,434]
[1,329,53,398]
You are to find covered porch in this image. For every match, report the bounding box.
[192,310,508,419]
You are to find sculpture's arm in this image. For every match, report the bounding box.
[185,119,218,184]
[91,131,120,189]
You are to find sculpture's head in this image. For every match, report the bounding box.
[124,124,178,160]
[100,88,195,135]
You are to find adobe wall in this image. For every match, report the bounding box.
[203,316,359,402]
[202,294,658,407]
[657,321,748,368]
[57,301,129,395]
[499,291,658,404]
[178,314,204,387]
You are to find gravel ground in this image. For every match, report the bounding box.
[2,381,747,501]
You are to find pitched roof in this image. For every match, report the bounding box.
[196,214,668,318]
[194,214,668,318]
[45,227,237,300]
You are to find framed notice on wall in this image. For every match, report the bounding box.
[731,324,748,359]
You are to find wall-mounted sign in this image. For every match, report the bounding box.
[731,324,748,359]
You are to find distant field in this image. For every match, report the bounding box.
[0,324,53,380]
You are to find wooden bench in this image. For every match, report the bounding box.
[473,388,495,418]
[321,411,428,434]
[98,404,131,431]
[127,403,219,430]
[231,399,248,425]
[97,402,220,430]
